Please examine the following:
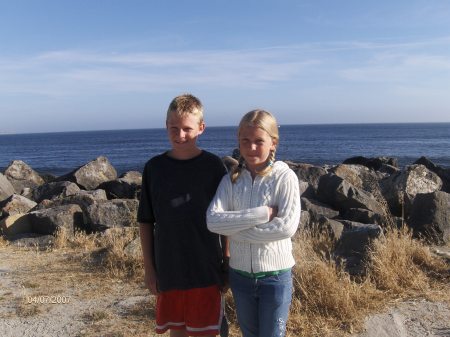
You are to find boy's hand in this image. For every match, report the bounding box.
[220,256,230,293]
[144,272,158,295]
[268,206,278,221]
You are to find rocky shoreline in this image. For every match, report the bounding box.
[1,154,450,269]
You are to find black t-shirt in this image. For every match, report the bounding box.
[137,150,227,291]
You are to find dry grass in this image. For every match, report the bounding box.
[283,226,450,336]
[367,225,449,297]
[51,227,144,280]
[0,235,9,248]
[287,231,383,336]
[5,224,446,337]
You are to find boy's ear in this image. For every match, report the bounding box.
[198,122,205,134]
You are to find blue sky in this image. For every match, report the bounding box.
[1,0,450,133]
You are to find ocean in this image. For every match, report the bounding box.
[0,123,449,177]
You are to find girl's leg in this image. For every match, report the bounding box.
[229,269,259,337]
[258,270,293,337]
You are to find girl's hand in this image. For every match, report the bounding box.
[268,206,278,221]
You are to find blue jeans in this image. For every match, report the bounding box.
[229,268,293,337]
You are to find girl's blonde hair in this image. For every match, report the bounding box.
[231,109,279,183]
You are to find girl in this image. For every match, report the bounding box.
[207,109,301,337]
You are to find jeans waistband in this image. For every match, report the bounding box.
[231,268,291,279]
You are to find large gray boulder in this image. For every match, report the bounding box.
[301,197,340,220]
[57,156,117,190]
[317,173,384,214]
[86,199,139,231]
[98,171,142,199]
[330,164,383,193]
[33,181,81,203]
[3,160,45,193]
[335,222,383,275]
[0,214,33,237]
[0,173,15,202]
[342,208,386,227]
[307,215,344,240]
[408,191,450,244]
[380,164,442,217]
[27,204,85,236]
[0,194,37,219]
[291,163,327,198]
[414,156,450,193]
[343,156,399,171]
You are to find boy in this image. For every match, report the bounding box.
[138,94,229,337]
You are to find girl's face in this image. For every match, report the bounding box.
[239,125,276,175]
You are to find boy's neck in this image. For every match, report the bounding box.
[167,147,202,160]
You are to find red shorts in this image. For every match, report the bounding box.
[155,285,224,336]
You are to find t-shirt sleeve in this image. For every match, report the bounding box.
[137,162,155,224]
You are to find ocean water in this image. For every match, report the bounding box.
[0,123,449,177]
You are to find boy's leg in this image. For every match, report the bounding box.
[258,270,293,337]
[229,269,259,337]
[184,285,224,336]
[170,330,189,337]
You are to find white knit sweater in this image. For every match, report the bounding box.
[207,161,301,273]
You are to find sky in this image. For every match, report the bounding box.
[1,0,450,134]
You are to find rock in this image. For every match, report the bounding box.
[380,164,442,217]
[119,171,142,184]
[0,214,33,237]
[292,163,327,197]
[317,173,384,214]
[343,156,399,171]
[299,210,310,230]
[222,156,239,173]
[335,222,383,275]
[34,190,108,232]
[33,181,81,203]
[3,160,45,194]
[27,204,85,236]
[0,194,37,219]
[307,214,344,240]
[341,208,386,227]
[330,164,383,193]
[98,172,141,199]
[301,197,340,220]
[8,233,54,248]
[414,156,450,193]
[298,181,313,199]
[86,199,139,231]
[35,189,108,210]
[56,156,117,190]
[408,191,450,244]
[124,237,142,258]
[0,173,15,202]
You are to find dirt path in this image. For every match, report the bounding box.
[0,245,159,337]
[1,244,449,337]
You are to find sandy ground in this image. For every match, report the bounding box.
[1,244,449,337]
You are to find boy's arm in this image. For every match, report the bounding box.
[139,222,158,295]
[220,235,230,292]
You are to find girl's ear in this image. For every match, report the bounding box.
[270,138,278,151]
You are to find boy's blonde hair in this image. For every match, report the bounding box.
[231,109,279,183]
[166,94,204,123]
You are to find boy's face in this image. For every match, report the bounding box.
[166,113,205,153]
